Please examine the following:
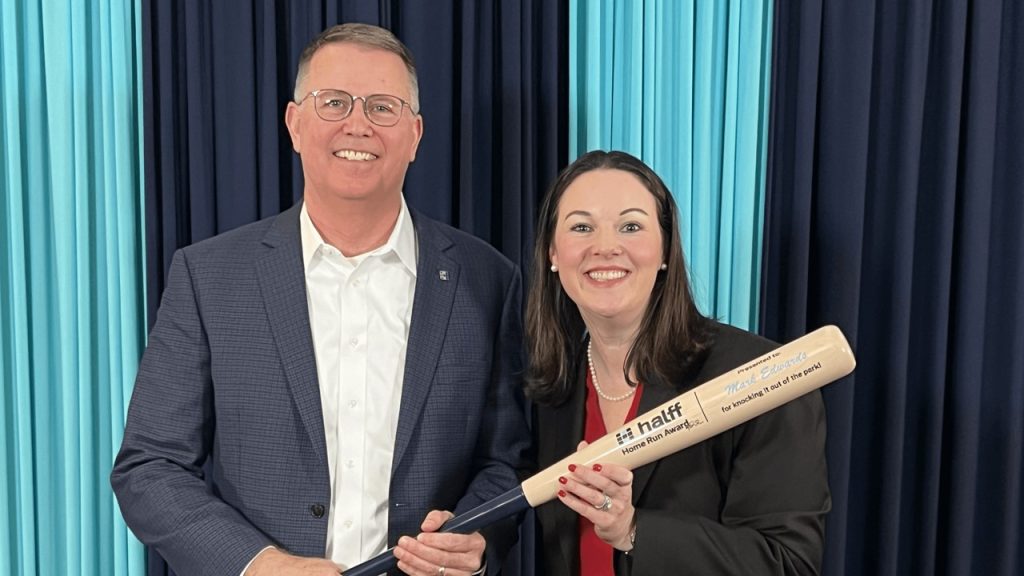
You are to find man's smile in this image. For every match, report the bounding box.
[334,149,379,161]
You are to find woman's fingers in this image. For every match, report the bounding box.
[557,461,636,549]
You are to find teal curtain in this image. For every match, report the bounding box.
[0,1,146,574]
[569,0,773,330]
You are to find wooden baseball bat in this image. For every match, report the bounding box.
[343,325,855,575]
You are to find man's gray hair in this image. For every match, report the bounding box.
[294,23,420,113]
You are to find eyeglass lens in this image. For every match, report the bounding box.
[314,90,405,127]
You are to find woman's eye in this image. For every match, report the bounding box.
[622,222,642,232]
[570,223,592,233]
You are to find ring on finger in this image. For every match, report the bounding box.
[437,566,446,576]
[594,493,612,511]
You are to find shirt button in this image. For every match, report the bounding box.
[344,520,353,529]
[346,459,355,468]
[310,504,325,518]
[353,279,361,287]
[349,338,359,348]
[349,400,358,408]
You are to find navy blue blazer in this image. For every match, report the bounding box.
[112,203,531,575]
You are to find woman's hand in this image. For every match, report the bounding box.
[557,441,636,551]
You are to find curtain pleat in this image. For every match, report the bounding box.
[764,0,1023,574]
[0,1,146,574]
[568,0,772,330]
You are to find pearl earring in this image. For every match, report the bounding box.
[551,265,558,272]
[660,263,667,271]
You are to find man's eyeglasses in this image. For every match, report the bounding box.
[297,89,416,127]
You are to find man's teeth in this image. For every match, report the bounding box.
[588,270,627,281]
[334,150,378,161]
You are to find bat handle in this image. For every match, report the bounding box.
[339,550,396,576]
[342,486,529,576]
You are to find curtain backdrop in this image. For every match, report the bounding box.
[0,1,146,575]
[142,1,565,574]
[764,0,1023,574]
[569,0,773,331]
[143,0,566,323]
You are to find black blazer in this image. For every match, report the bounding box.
[533,322,830,575]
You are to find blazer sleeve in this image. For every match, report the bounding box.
[110,249,271,576]
[452,266,533,573]
[623,390,830,575]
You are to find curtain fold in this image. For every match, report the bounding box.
[0,0,146,574]
[763,0,1023,574]
[569,0,772,330]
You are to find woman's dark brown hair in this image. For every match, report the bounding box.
[525,150,710,406]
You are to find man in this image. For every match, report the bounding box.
[112,23,531,576]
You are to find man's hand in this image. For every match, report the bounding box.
[245,547,343,575]
[393,510,486,576]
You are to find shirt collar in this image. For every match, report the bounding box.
[300,197,418,276]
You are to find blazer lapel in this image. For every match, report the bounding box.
[255,203,328,466]
[391,214,459,473]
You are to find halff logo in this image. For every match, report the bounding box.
[615,428,635,445]
[615,402,685,445]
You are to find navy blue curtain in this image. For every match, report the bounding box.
[142,1,566,574]
[763,1,1022,575]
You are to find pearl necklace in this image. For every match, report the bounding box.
[587,339,637,402]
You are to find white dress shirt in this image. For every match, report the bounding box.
[301,198,418,568]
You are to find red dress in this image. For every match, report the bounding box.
[578,371,643,576]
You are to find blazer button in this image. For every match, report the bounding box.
[310,504,325,518]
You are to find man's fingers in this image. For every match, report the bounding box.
[419,509,455,532]
[395,534,483,575]
[416,530,485,552]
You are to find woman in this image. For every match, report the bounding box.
[526,150,830,575]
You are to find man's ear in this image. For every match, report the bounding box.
[285,102,303,153]
[408,114,424,162]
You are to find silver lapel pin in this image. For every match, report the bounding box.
[438,270,449,281]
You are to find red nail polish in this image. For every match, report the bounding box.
[558,476,567,484]
[568,464,577,472]
[558,490,566,497]
[593,464,602,472]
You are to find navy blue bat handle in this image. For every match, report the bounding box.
[341,486,529,575]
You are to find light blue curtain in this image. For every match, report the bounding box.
[0,1,146,574]
[569,0,773,330]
